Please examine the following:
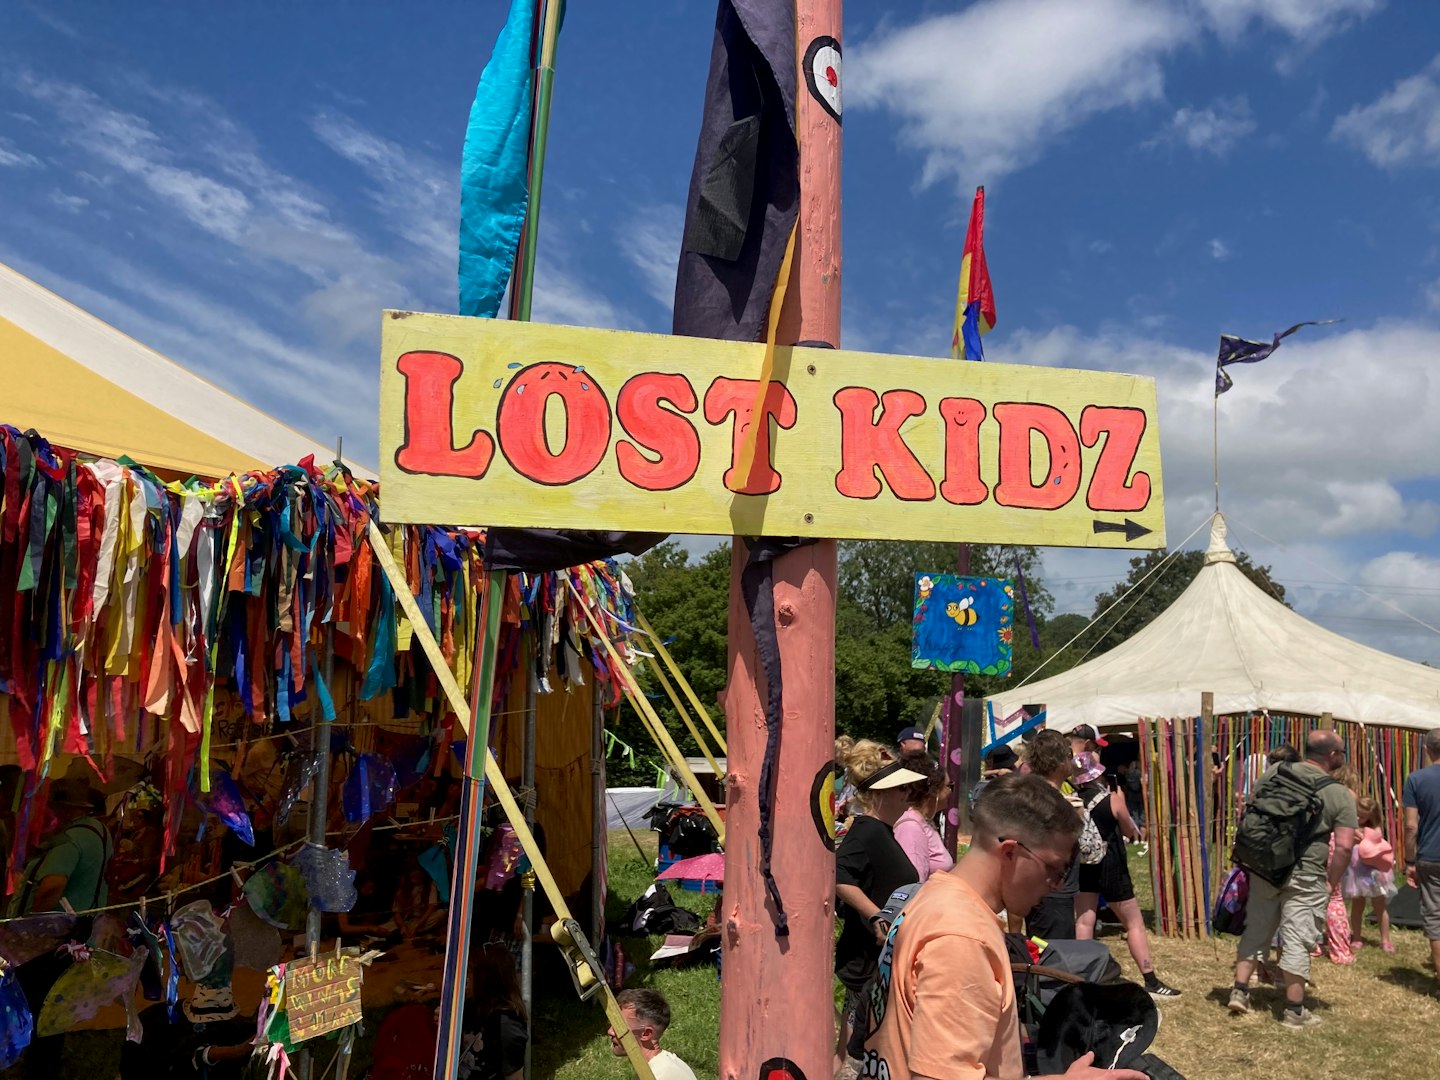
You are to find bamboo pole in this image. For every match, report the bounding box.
[643,653,724,778]
[635,609,727,754]
[1153,719,1175,935]
[1175,720,1190,938]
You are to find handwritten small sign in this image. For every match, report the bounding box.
[285,954,363,1042]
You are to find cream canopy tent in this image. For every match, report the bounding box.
[989,514,1440,733]
[0,260,358,478]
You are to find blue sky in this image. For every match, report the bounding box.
[2,0,1438,663]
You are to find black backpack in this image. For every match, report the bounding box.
[1231,763,1338,886]
[613,883,699,936]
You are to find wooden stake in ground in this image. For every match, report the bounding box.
[718,3,842,1078]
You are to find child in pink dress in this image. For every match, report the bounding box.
[1322,831,1355,964]
[1343,796,1397,952]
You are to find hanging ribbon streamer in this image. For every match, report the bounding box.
[1012,552,1042,650]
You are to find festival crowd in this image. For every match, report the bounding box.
[825,722,1440,1078]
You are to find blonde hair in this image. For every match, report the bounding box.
[835,736,893,814]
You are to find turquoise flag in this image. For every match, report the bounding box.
[459,0,536,318]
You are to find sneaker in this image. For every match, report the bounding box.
[1281,1007,1322,1029]
[1147,979,1182,999]
[1227,988,1251,1015]
[1136,842,1149,856]
[1381,941,1396,953]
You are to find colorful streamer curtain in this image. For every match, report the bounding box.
[0,424,638,888]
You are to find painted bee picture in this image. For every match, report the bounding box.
[946,596,978,627]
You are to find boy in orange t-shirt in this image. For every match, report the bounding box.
[863,774,1147,1080]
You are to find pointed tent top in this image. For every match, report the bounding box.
[1205,512,1237,565]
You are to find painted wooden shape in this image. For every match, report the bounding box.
[378,314,1166,548]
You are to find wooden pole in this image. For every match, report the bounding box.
[718,2,841,1077]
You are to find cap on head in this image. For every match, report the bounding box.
[897,726,925,744]
[1070,724,1108,748]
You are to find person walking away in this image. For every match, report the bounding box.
[1229,729,1356,1028]
[1343,795,1396,952]
[15,777,114,1078]
[1023,730,1083,942]
[1071,753,1180,998]
[1403,728,1440,998]
[864,773,1146,1080]
[832,738,925,1070]
[607,989,697,1080]
[892,752,954,884]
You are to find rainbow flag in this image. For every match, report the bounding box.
[951,186,996,361]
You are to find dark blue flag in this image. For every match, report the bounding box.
[1215,319,1340,395]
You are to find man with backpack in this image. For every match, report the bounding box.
[15,777,115,1076]
[1228,729,1356,1028]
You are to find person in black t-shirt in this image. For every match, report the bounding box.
[1072,753,1180,998]
[832,737,925,1070]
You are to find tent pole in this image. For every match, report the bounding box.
[590,678,605,950]
[433,563,507,1080]
[520,644,538,1080]
[297,435,341,1080]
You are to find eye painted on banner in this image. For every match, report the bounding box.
[803,36,842,124]
[760,1057,808,1080]
[811,762,837,851]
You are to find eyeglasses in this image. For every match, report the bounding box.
[1000,836,1075,886]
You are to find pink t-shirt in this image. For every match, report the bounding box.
[892,807,955,883]
[864,872,1024,1079]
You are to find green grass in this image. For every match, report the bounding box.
[532,829,720,1079]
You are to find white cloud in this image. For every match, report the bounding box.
[1194,0,1384,42]
[1425,278,1440,311]
[993,320,1440,544]
[47,191,88,212]
[851,0,1384,187]
[997,319,1440,659]
[849,0,1188,186]
[1332,55,1440,168]
[530,256,642,332]
[615,203,684,314]
[1155,96,1256,156]
[309,110,455,270]
[1208,237,1232,260]
[1088,239,1115,255]
[0,137,41,168]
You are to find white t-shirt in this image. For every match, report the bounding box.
[647,1049,698,1080]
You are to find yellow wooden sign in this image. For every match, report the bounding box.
[285,954,364,1042]
[378,314,1165,548]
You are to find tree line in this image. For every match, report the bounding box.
[600,540,1285,787]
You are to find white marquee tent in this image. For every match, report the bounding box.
[988,514,1440,733]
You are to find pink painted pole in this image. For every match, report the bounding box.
[718,3,842,1080]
